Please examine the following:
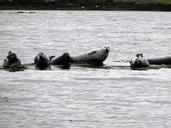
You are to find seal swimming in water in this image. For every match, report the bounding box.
[2,51,24,71]
[70,47,110,66]
[34,52,50,69]
[50,53,71,69]
[130,53,150,69]
[147,56,171,65]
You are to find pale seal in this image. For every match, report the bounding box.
[70,47,110,66]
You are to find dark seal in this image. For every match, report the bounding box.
[3,51,24,71]
[50,53,71,69]
[34,52,50,69]
[147,56,171,65]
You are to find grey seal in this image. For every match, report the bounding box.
[70,47,110,66]
[130,53,150,69]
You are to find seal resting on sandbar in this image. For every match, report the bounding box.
[50,53,71,69]
[70,47,110,66]
[147,56,171,65]
[2,51,24,71]
[34,52,50,69]
[130,53,150,69]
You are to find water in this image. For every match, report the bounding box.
[0,11,171,128]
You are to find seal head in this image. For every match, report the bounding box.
[3,51,23,71]
[130,53,150,69]
[34,52,50,69]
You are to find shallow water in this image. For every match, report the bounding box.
[0,11,171,128]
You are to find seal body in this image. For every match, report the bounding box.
[70,47,110,66]
[50,53,71,69]
[130,53,150,69]
[34,52,50,69]
[2,51,23,71]
[147,57,171,65]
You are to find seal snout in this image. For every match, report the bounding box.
[135,60,142,65]
[104,47,110,54]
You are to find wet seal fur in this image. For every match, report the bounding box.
[50,53,71,69]
[70,47,110,66]
[2,51,24,71]
[34,52,50,69]
[130,53,150,70]
[147,56,171,65]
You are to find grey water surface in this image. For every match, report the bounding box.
[0,11,171,128]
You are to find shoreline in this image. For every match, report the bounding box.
[0,3,171,11]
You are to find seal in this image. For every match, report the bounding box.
[34,52,50,69]
[130,53,150,69]
[2,51,24,71]
[70,47,110,66]
[147,56,171,65]
[50,53,71,69]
